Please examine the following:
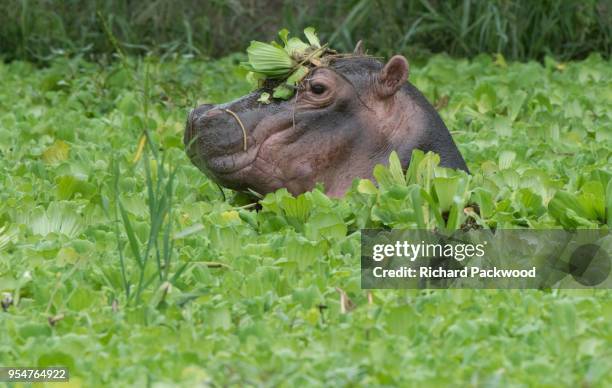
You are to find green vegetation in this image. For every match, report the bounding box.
[0,53,611,386]
[1,0,610,63]
[244,27,326,100]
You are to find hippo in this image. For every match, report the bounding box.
[185,44,468,197]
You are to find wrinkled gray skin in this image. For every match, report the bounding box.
[185,52,467,197]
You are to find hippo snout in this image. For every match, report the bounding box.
[184,100,266,189]
[185,104,213,148]
[185,103,251,158]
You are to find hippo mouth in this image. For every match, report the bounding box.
[202,147,259,177]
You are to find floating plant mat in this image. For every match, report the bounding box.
[242,27,336,101]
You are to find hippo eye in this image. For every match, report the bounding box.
[310,83,326,95]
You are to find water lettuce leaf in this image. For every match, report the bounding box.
[243,27,327,100]
[246,41,295,77]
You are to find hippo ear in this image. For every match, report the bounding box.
[378,55,409,98]
[353,40,365,55]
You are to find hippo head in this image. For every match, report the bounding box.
[185,50,467,197]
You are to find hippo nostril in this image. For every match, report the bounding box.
[190,104,215,120]
[205,109,223,118]
[198,103,215,111]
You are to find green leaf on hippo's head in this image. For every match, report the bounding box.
[240,62,256,72]
[257,92,271,104]
[246,41,295,77]
[284,37,310,57]
[278,28,290,45]
[303,27,321,48]
[272,84,294,100]
[285,65,310,86]
[272,65,309,100]
[246,71,266,89]
[244,27,328,100]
